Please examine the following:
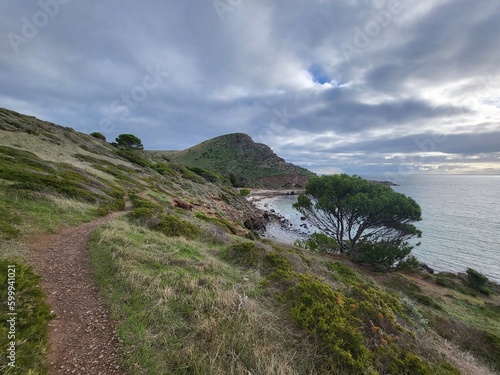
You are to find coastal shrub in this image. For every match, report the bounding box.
[466,268,491,295]
[94,197,126,216]
[218,191,230,204]
[239,188,251,197]
[194,211,239,234]
[178,166,204,183]
[211,217,239,234]
[350,241,419,272]
[435,273,476,296]
[261,253,293,280]
[201,222,231,245]
[325,261,364,285]
[153,215,200,239]
[226,242,263,267]
[305,232,338,253]
[127,207,156,220]
[394,274,446,307]
[90,131,106,141]
[129,194,162,212]
[286,274,372,373]
[116,149,149,167]
[92,164,141,187]
[152,162,177,177]
[187,166,223,183]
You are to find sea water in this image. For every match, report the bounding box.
[264,175,500,283]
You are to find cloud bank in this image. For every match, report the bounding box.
[1,0,499,176]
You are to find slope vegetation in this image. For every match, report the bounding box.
[1,107,499,374]
[158,133,316,188]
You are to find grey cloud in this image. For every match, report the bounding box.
[1,0,499,175]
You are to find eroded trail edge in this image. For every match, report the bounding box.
[29,211,128,375]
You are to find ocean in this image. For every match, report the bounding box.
[262,174,500,284]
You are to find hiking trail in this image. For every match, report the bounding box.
[29,210,129,375]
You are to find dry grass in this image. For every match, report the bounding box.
[0,129,131,168]
[421,331,497,375]
[91,220,318,374]
[0,239,30,261]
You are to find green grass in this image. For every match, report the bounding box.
[0,191,95,234]
[382,272,500,372]
[165,133,315,187]
[91,220,462,374]
[0,260,54,374]
[90,220,315,374]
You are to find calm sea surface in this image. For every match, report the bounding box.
[265,175,500,283]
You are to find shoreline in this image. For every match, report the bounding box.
[247,189,309,245]
[247,190,500,284]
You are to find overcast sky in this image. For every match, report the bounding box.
[1,0,499,177]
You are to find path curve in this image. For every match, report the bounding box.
[29,211,129,375]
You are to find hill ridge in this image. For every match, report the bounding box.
[160,132,316,188]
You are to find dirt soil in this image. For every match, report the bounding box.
[29,211,129,375]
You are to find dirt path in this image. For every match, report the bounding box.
[29,211,129,375]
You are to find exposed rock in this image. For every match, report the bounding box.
[173,199,194,211]
[244,216,267,231]
[420,263,435,274]
[255,174,311,189]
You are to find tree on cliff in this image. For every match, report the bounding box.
[115,134,144,150]
[293,174,422,269]
[90,131,106,141]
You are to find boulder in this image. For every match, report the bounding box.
[419,263,435,274]
[244,216,267,231]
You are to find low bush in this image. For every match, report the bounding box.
[305,232,339,253]
[129,194,162,212]
[116,149,150,167]
[187,166,223,183]
[153,215,200,239]
[286,274,372,373]
[239,188,251,197]
[226,242,263,268]
[261,253,293,280]
[287,275,433,374]
[152,162,177,177]
[466,268,491,295]
[90,131,106,141]
[350,241,419,272]
[94,197,126,216]
[435,273,476,296]
[325,261,364,285]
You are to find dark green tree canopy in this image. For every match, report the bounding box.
[116,134,143,150]
[90,131,106,141]
[293,174,422,255]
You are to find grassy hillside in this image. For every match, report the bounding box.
[154,133,316,188]
[1,107,499,374]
